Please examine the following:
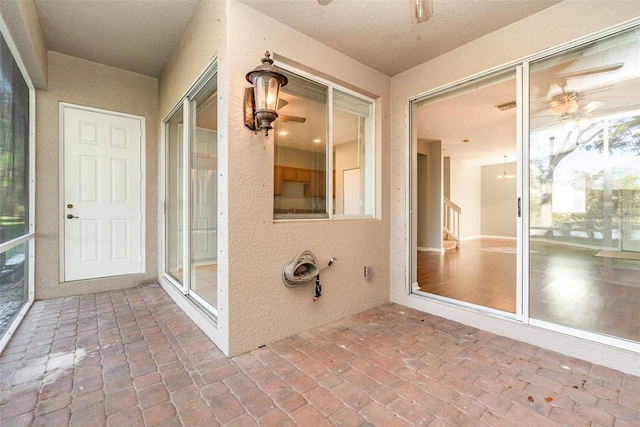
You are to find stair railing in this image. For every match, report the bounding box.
[443,197,461,248]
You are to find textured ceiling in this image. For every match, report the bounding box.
[238,0,563,76]
[35,0,200,77]
[33,0,563,78]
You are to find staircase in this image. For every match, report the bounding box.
[443,197,461,250]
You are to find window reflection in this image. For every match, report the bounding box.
[529,26,640,342]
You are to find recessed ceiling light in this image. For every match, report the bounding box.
[279,131,288,136]
[313,138,322,143]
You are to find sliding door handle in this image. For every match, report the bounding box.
[517,197,521,218]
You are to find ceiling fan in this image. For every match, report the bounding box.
[317,0,433,24]
[531,62,625,129]
[276,99,306,124]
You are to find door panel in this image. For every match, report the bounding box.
[63,105,143,281]
[528,26,640,342]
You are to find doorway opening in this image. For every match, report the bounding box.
[410,69,519,315]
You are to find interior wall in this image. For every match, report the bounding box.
[450,158,481,238]
[390,2,640,375]
[416,154,428,248]
[35,51,159,299]
[443,157,450,199]
[428,141,442,249]
[275,146,319,169]
[223,0,390,356]
[481,162,517,238]
[335,140,358,214]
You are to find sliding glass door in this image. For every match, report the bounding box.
[410,69,519,315]
[408,25,639,349]
[528,26,640,342]
[164,67,218,315]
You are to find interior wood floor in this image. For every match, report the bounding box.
[417,238,640,342]
[417,238,517,313]
[192,263,217,308]
[168,263,217,309]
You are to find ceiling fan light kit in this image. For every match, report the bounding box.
[548,91,580,115]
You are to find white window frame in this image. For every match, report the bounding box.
[272,63,377,221]
[405,21,640,354]
[160,60,218,318]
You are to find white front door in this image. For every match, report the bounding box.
[62,104,144,281]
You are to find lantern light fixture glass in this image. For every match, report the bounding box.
[244,51,288,136]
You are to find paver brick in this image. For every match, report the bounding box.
[1,285,638,427]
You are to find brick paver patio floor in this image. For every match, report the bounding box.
[1,284,639,426]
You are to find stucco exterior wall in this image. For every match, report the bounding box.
[158,0,391,357]
[224,1,390,357]
[157,0,230,354]
[35,51,159,299]
[0,0,47,89]
[390,2,640,374]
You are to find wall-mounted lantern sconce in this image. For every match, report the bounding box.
[244,51,288,136]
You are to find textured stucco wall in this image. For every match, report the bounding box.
[158,1,226,120]
[224,1,390,357]
[0,0,47,88]
[390,2,640,374]
[157,0,229,354]
[159,0,390,357]
[35,51,159,299]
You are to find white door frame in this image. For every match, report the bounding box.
[58,102,146,282]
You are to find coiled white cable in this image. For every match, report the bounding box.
[282,250,320,288]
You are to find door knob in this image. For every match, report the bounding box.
[66,214,79,219]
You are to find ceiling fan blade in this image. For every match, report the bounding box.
[277,114,306,123]
[581,101,604,114]
[278,99,289,109]
[558,62,624,80]
[532,118,565,130]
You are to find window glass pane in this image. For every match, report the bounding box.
[0,33,30,244]
[274,73,328,219]
[165,104,184,286]
[529,26,640,341]
[333,90,374,216]
[190,77,217,310]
